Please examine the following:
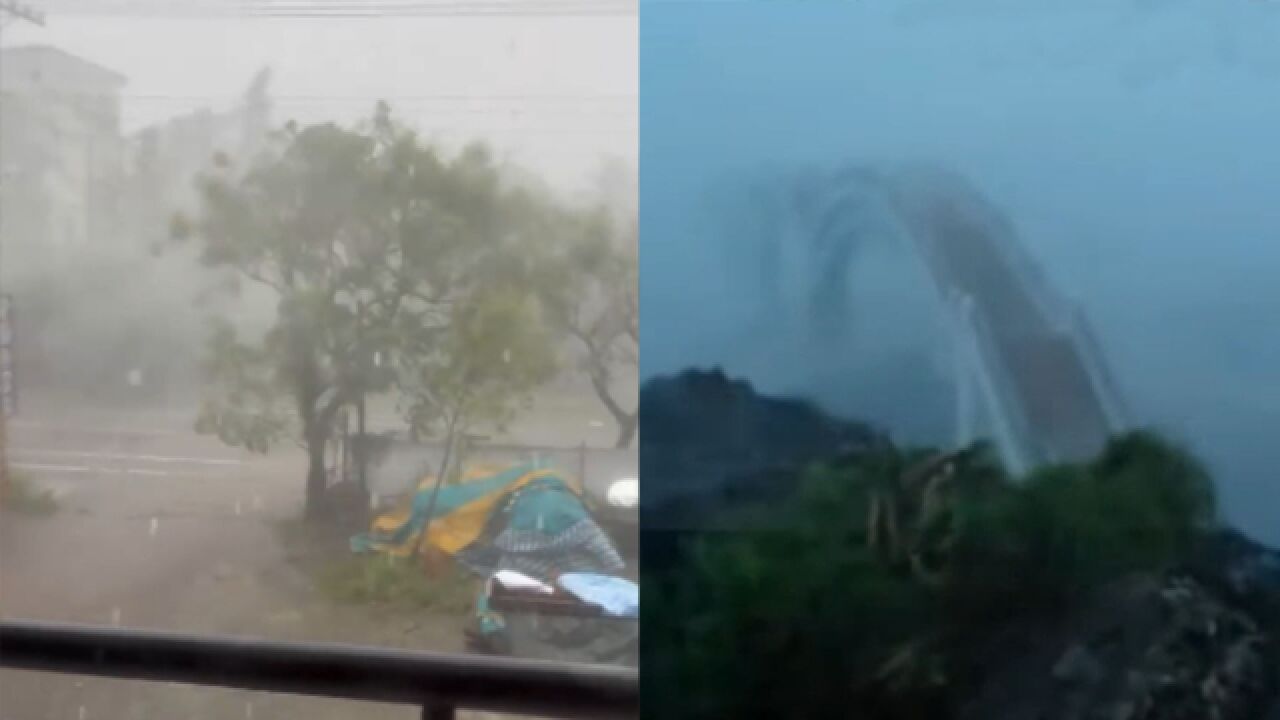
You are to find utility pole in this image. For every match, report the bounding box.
[355,300,368,496]
[0,294,12,501]
[0,0,44,502]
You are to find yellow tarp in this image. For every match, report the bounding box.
[364,464,582,559]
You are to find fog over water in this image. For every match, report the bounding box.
[641,1,1280,543]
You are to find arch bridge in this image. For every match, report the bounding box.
[757,165,1129,475]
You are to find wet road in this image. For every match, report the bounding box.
[0,407,500,720]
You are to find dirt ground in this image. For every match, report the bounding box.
[0,384,632,720]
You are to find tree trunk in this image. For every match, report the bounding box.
[304,434,327,521]
[415,414,460,558]
[285,324,337,523]
[355,390,367,494]
[589,371,637,450]
[614,413,637,449]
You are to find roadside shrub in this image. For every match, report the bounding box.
[2,470,59,516]
[316,554,474,613]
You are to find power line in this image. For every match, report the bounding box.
[6,91,636,135]
[119,96,636,115]
[9,94,635,125]
[33,1,637,17]
[116,106,635,136]
[1,83,635,105]
[1,85,635,104]
[116,93,636,102]
[21,91,635,113]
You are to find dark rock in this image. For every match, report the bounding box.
[1187,528,1280,627]
[640,367,878,525]
[958,573,1270,720]
[1054,644,1104,685]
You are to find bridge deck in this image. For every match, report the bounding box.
[915,183,1115,465]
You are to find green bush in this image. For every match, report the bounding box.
[645,430,1218,719]
[316,554,474,614]
[646,532,933,719]
[949,431,1216,618]
[3,471,59,516]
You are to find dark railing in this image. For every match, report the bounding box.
[0,620,639,719]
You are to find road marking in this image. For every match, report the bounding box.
[12,463,100,473]
[149,517,159,538]
[246,701,255,720]
[124,467,179,477]
[110,607,122,627]
[78,706,86,720]
[235,500,243,516]
[11,463,211,479]
[9,419,186,437]
[11,448,242,466]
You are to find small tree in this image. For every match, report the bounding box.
[175,105,516,519]
[175,122,382,518]
[547,209,639,448]
[397,286,558,526]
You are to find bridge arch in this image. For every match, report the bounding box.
[748,164,1129,474]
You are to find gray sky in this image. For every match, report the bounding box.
[642,0,1280,543]
[3,8,636,193]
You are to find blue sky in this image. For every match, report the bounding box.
[641,0,1280,542]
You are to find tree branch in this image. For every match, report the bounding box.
[588,362,628,425]
[242,265,286,294]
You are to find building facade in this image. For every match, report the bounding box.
[0,45,127,269]
[126,67,272,218]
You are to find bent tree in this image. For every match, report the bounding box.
[548,208,638,448]
[175,105,525,519]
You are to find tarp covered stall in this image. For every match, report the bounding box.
[351,463,635,664]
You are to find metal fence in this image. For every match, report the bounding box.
[0,620,639,719]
